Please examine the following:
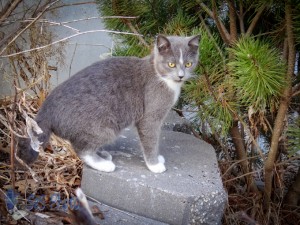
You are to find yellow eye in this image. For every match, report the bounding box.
[185,62,192,68]
[168,62,176,68]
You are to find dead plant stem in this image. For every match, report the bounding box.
[0,0,60,56]
[224,168,263,183]
[1,29,142,58]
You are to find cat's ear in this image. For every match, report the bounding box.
[188,35,200,48]
[156,35,171,53]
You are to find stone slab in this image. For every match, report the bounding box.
[82,126,227,225]
[162,111,192,134]
[88,200,168,225]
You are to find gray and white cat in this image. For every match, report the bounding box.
[17,35,199,173]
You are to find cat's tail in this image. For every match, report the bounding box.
[16,116,51,165]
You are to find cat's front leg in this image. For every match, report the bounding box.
[147,154,166,173]
[136,120,166,173]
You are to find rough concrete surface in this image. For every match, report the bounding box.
[162,111,192,134]
[88,200,168,225]
[82,113,227,225]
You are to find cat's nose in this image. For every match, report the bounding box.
[178,70,185,79]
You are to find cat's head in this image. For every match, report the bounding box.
[153,35,200,83]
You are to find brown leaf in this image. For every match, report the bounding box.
[91,205,104,220]
[14,179,37,194]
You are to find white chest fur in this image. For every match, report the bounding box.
[161,78,182,104]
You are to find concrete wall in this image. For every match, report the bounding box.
[0,0,112,97]
[49,0,112,86]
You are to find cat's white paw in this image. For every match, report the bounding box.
[158,155,165,164]
[147,155,166,173]
[94,160,116,172]
[83,155,116,172]
[147,163,166,173]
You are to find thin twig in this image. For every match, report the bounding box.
[69,43,78,78]
[292,79,300,94]
[245,4,266,37]
[275,155,300,166]
[292,89,300,97]
[0,29,142,58]
[222,155,260,178]
[237,116,265,161]
[55,16,137,24]
[2,16,137,26]
[125,21,149,47]
[224,168,263,183]
[49,1,97,11]
[0,0,22,24]
[238,211,260,225]
[0,0,60,56]
[43,20,80,33]
[9,80,19,189]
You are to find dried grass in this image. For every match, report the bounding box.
[0,93,82,203]
[0,15,81,221]
[219,159,300,225]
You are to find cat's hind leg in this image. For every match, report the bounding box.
[97,150,112,161]
[72,127,118,172]
[80,150,115,172]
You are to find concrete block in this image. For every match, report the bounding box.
[89,201,168,225]
[162,111,192,134]
[82,126,227,225]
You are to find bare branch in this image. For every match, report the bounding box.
[0,29,142,58]
[226,0,238,43]
[43,20,81,33]
[55,16,138,25]
[292,83,300,97]
[49,1,96,11]
[0,0,22,24]
[245,4,266,37]
[238,1,245,34]
[125,21,149,47]
[198,0,230,45]
[0,0,60,55]
[264,1,295,208]
[224,168,263,183]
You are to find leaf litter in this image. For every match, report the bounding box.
[0,94,84,224]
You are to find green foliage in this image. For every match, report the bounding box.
[184,29,235,135]
[228,37,286,111]
[97,0,291,138]
[96,0,198,57]
[112,38,150,57]
[197,28,225,71]
[163,9,197,35]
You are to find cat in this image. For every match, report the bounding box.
[17,34,200,173]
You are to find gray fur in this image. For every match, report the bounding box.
[17,35,200,173]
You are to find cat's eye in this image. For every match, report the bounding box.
[168,62,176,68]
[185,62,192,68]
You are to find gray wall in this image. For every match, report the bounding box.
[0,0,112,96]
[50,0,112,86]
